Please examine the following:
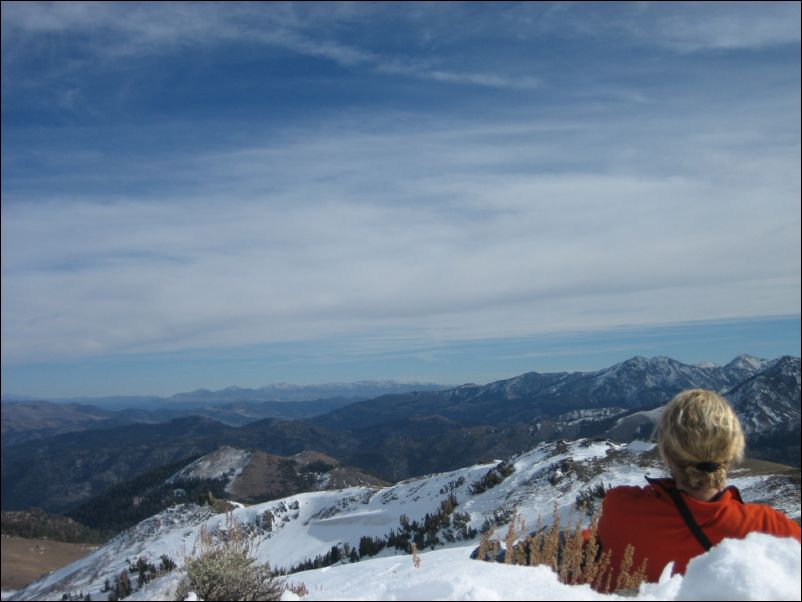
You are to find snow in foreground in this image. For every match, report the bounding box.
[277,533,800,602]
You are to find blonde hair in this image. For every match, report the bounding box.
[656,389,745,491]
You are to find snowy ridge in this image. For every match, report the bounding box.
[725,356,801,434]
[613,406,664,427]
[590,356,721,393]
[12,438,800,601]
[725,353,770,373]
[165,446,252,492]
[554,408,626,426]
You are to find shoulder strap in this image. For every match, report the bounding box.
[663,486,712,551]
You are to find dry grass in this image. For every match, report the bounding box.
[1,535,97,590]
[478,505,647,594]
[411,542,422,568]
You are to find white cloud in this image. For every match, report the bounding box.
[505,2,801,52]
[638,2,801,52]
[2,108,799,363]
[2,3,799,366]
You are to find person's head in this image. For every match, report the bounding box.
[656,389,745,492]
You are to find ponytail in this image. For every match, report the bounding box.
[656,389,744,492]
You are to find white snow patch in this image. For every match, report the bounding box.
[625,440,656,453]
[676,532,801,601]
[614,406,664,428]
[280,533,800,601]
[166,446,252,492]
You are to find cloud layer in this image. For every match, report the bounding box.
[3,111,799,363]
[2,2,800,369]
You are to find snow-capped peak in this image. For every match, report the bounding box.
[726,353,768,371]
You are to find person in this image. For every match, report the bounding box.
[595,388,801,588]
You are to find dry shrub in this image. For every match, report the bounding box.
[411,542,422,568]
[174,513,296,601]
[614,542,648,594]
[476,526,500,562]
[286,581,309,597]
[504,514,517,564]
[484,504,647,594]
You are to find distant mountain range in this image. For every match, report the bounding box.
[308,354,783,430]
[1,380,450,410]
[1,381,450,447]
[1,398,356,448]
[168,381,451,405]
[2,354,799,515]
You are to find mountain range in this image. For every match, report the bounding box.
[2,354,799,515]
[307,354,782,430]
[1,381,450,447]
[2,380,449,410]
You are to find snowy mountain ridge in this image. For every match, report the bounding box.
[165,447,253,490]
[11,438,799,601]
[311,353,788,435]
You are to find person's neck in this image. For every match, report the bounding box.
[680,485,720,501]
[665,461,723,501]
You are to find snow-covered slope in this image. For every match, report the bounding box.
[725,356,801,434]
[165,446,386,502]
[165,446,252,491]
[278,532,799,601]
[116,533,800,601]
[11,439,800,601]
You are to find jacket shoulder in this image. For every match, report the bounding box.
[739,501,802,539]
[601,483,657,513]
[605,484,654,501]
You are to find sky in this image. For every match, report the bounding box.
[1,2,800,398]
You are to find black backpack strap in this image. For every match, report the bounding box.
[663,486,712,552]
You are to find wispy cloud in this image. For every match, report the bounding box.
[3,104,799,363]
[1,2,541,91]
[2,1,799,382]
[501,2,801,52]
[626,2,801,52]
[7,1,797,98]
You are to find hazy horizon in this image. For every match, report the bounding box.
[4,321,799,399]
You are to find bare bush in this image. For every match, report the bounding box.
[174,513,294,601]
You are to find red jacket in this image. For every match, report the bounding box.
[596,477,801,585]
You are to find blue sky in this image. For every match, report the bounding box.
[2,2,800,397]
